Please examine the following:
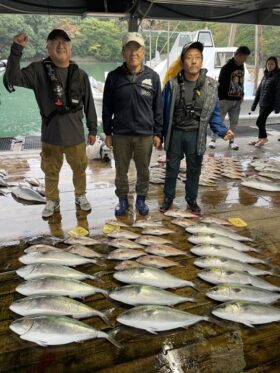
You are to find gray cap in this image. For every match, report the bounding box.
[122,32,145,47]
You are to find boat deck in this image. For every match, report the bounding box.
[1,130,280,372]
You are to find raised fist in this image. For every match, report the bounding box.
[13,32,28,48]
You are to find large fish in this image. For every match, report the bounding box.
[19,251,98,267]
[114,260,145,271]
[136,255,182,268]
[16,276,108,298]
[207,284,280,304]
[164,210,198,218]
[107,248,145,260]
[188,234,258,252]
[171,218,196,228]
[24,244,60,254]
[200,216,231,226]
[16,263,100,281]
[198,268,280,291]
[108,238,143,250]
[11,186,46,203]
[241,178,280,192]
[64,245,104,258]
[113,267,195,289]
[190,245,265,264]
[141,227,175,236]
[64,236,101,246]
[193,256,275,276]
[144,244,186,257]
[135,235,172,246]
[10,295,111,322]
[186,223,253,242]
[132,220,163,228]
[10,316,120,347]
[109,285,195,306]
[117,305,208,333]
[107,230,140,240]
[212,301,280,327]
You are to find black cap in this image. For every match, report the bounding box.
[47,29,71,42]
[181,41,204,60]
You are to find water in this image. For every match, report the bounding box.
[0,62,119,138]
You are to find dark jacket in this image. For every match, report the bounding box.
[162,69,228,156]
[102,64,163,137]
[4,43,97,146]
[251,69,280,111]
[218,57,245,101]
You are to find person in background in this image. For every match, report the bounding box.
[208,45,251,151]
[248,56,280,147]
[4,29,97,218]
[160,41,233,215]
[102,32,163,216]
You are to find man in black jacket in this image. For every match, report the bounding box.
[209,46,250,151]
[102,32,163,216]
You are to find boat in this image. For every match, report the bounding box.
[91,29,279,125]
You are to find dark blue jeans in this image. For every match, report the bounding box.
[164,129,203,201]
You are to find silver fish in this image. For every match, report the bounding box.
[114,260,145,271]
[144,244,186,257]
[19,251,98,267]
[186,223,253,242]
[16,264,99,281]
[10,316,120,347]
[107,248,145,260]
[107,230,140,240]
[171,218,196,228]
[141,227,175,236]
[200,216,232,226]
[108,238,144,250]
[212,301,280,327]
[64,236,101,246]
[10,295,111,322]
[188,234,258,252]
[113,267,195,289]
[24,244,60,253]
[64,245,104,258]
[132,220,163,228]
[11,186,46,203]
[16,276,108,298]
[193,256,274,276]
[198,268,280,291]
[164,210,198,218]
[207,284,280,304]
[190,245,265,264]
[24,177,41,187]
[136,255,182,268]
[117,305,208,333]
[109,285,195,306]
[241,178,280,192]
[135,235,172,246]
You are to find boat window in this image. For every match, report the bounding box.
[178,34,192,47]
[215,52,235,68]
[197,32,213,47]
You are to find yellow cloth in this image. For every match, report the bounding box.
[162,56,182,88]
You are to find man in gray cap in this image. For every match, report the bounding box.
[102,32,163,216]
[160,41,233,215]
[4,29,97,218]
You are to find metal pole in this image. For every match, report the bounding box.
[167,21,170,69]
[254,25,260,94]
[128,17,139,32]
[150,28,152,67]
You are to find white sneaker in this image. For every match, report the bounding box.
[75,194,92,211]
[208,141,216,149]
[42,200,60,218]
[229,142,239,150]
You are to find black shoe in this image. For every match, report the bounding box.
[159,197,173,212]
[186,199,201,215]
[115,197,129,216]
[135,195,149,216]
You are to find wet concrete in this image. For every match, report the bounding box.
[0,124,280,372]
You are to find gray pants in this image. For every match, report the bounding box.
[211,100,241,141]
[112,135,153,198]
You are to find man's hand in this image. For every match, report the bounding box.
[223,129,234,141]
[88,135,96,145]
[13,32,28,48]
[105,135,113,149]
[153,135,162,150]
[219,100,225,109]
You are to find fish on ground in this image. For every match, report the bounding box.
[164,210,198,219]
[241,178,280,192]
[24,244,61,253]
[109,285,195,306]
[171,218,196,228]
[135,235,172,246]
[64,245,104,258]
[200,216,232,226]
[10,295,111,322]
[136,255,182,268]
[212,301,280,327]
[19,251,99,267]
[64,236,101,246]
[117,305,208,333]
[113,267,195,289]
[186,223,253,242]
[206,284,280,304]
[11,186,46,203]
[188,234,259,252]
[16,276,108,298]
[132,220,163,228]
[107,248,145,261]
[141,227,175,236]
[144,244,186,257]
[108,238,144,250]
[107,230,140,240]
[10,315,121,347]
[114,260,145,271]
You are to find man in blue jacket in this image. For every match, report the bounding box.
[160,41,233,215]
[102,32,163,216]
